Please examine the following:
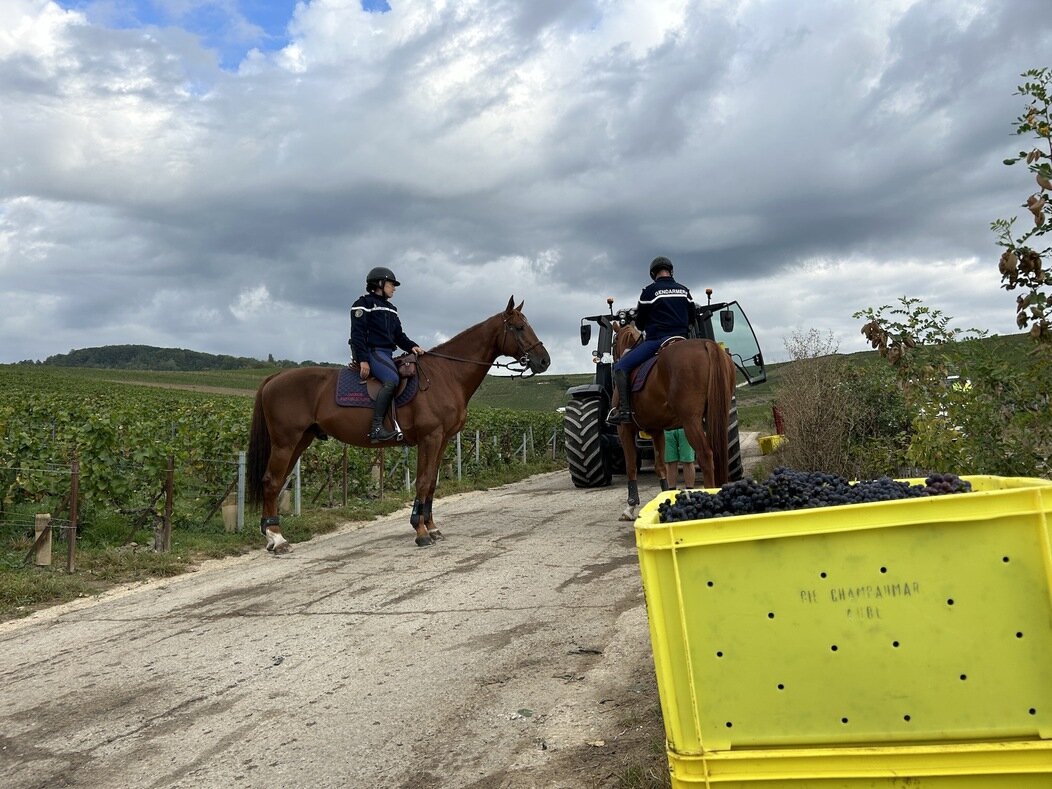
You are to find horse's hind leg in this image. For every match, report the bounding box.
[653,431,669,491]
[683,419,715,489]
[261,431,314,554]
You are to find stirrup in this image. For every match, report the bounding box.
[369,424,399,443]
[607,407,632,425]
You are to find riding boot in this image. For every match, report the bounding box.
[368,381,399,442]
[607,369,633,424]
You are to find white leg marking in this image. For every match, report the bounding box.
[266,528,292,554]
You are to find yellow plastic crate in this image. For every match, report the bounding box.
[667,740,1052,787]
[635,475,1052,784]
[758,434,787,455]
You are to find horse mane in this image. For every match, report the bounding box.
[428,312,500,356]
[614,321,642,360]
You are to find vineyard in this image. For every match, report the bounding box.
[0,365,563,589]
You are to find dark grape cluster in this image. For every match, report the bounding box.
[921,472,971,495]
[657,467,972,523]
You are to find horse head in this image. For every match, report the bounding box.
[613,320,642,361]
[500,296,551,375]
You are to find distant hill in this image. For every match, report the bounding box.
[42,345,324,372]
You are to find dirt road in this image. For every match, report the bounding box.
[0,467,701,789]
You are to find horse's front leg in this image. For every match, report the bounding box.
[410,433,444,547]
[617,424,640,521]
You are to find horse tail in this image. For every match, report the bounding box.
[246,379,272,509]
[706,342,734,485]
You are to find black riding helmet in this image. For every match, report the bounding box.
[366,266,401,289]
[649,256,673,280]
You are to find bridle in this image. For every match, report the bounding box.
[422,316,545,378]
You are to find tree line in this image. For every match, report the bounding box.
[18,345,332,371]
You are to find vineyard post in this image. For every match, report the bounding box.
[521,433,527,464]
[549,429,557,460]
[456,432,462,481]
[474,430,480,464]
[67,457,79,573]
[161,455,174,552]
[293,458,302,516]
[379,448,386,499]
[342,445,348,506]
[33,513,52,566]
[236,451,246,532]
[528,426,534,454]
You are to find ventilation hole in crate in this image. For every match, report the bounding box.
[1029,708,1037,715]
[830,645,839,652]
[892,641,900,648]
[767,612,775,619]
[777,683,785,690]
[706,580,715,588]
[716,651,724,658]
[947,598,955,606]
[1016,631,1024,638]
[903,714,911,722]
[1002,556,1011,563]
[820,571,827,578]
[960,674,968,681]
[841,717,849,724]
[880,566,888,574]
[725,721,733,728]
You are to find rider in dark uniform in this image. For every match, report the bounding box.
[349,267,426,442]
[608,257,696,424]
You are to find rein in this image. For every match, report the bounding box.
[418,317,542,379]
[422,351,535,376]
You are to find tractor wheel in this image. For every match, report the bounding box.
[564,398,612,488]
[727,396,744,482]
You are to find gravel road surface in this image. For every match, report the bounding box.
[1,469,689,789]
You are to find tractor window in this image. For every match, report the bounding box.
[711,301,767,385]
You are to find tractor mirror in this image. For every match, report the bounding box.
[720,309,735,333]
[580,324,592,345]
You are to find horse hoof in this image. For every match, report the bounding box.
[272,542,293,555]
[427,529,444,541]
[415,535,434,547]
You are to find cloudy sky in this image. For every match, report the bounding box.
[1,0,1049,373]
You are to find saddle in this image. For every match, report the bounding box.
[336,362,419,408]
[629,337,685,392]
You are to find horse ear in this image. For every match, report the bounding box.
[516,300,524,311]
[506,296,515,313]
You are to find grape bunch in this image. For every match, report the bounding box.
[657,467,972,523]
[922,472,971,495]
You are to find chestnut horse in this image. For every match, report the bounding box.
[247,297,550,552]
[612,320,736,520]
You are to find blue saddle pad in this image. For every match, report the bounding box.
[335,367,418,408]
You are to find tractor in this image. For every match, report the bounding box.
[564,290,767,488]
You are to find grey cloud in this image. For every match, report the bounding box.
[1,0,1049,369]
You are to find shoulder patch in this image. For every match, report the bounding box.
[353,308,364,318]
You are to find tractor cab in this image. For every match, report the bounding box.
[691,293,767,386]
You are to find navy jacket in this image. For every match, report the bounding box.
[635,275,695,343]
[349,293,417,363]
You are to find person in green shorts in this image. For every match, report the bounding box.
[664,427,696,489]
